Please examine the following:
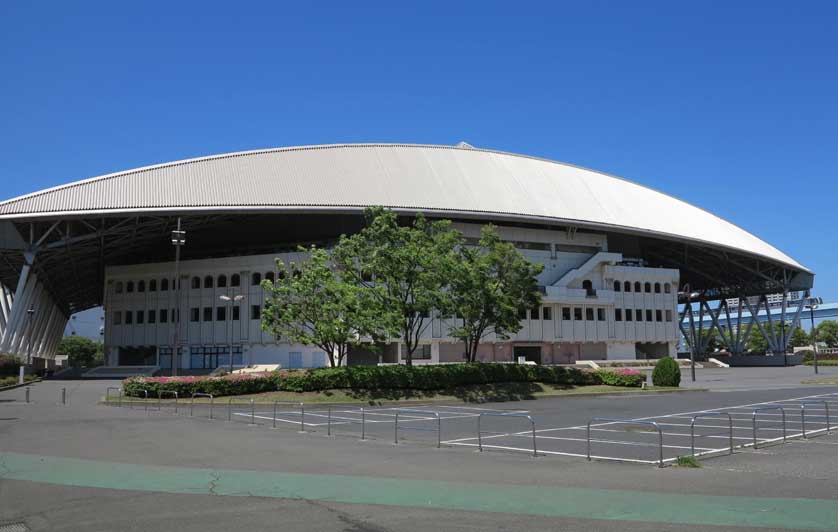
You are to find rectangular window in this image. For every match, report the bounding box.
[190,308,200,322]
[625,308,632,321]
[203,307,213,322]
[615,308,622,321]
[636,309,643,322]
[217,306,226,321]
[597,308,605,321]
[656,309,662,322]
[646,309,653,322]
[574,307,583,321]
[113,311,122,325]
[562,307,571,320]
[402,344,432,360]
[530,308,539,320]
[136,310,144,324]
[232,306,240,321]
[518,308,527,320]
[160,309,168,323]
[148,309,156,324]
[585,308,594,321]
[542,306,551,320]
[251,305,261,320]
[665,309,673,322]
[125,311,133,324]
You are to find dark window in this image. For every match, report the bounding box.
[614,281,621,292]
[542,306,552,320]
[644,282,651,293]
[148,309,156,324]
[124,311,133,324]
[217,275,227,288]
[664,283,671,294]
[265,271,275,283]
[115,281,123,294]
[160,278,169,291]
[136,310,144,324]
[585,308,594,321]
[230,274,240,287]
[574,307,582,320]
[217,306,226,321]
[635,309,643,321]
[232,306,240,320]
[530,308,539,320]
[646,309,653,322]
[292,269,301,278]
[562,307,571,320]
[625,308,632,321]
[190,308,200,322]
[160,309,168,323]
[204,275,214,289]
[137,280,145,292]
[360,270,373,282]
[191,277,200,289]
[582,279,595,296]
[401,344,431,360]
[656,309,662,322]
[251,305,261,320]
[252,272,261,286]
[419,309,430,319]
[149,279,157,292]
[624,281,631,292]
[615,309,622,321]
[597,308,605,321]
[172,308,178,322]
[634,282,641,292]
[113,311,122,325]
[518,308,527,320]
[203,307,212,321]
[654,282,661,294]
[666,310,673,322]
[126,281,134,293]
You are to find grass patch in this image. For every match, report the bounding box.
[801,376,838,385]
[105,382,688,405]
[674,455,702,468]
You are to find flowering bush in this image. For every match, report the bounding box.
[122,363,643,398]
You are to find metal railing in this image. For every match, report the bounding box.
[227,397,256,424]
[157,390,178,413]
[752,406,786,448]
[587,418,663,467]
[106,387,122,407]
[395,409,441,448]
[478,412,537,457]
[800,400,831,438]
[690,412,733,456]
[190,393,214,419]
[326,406,365,440]
[272,401,305,432]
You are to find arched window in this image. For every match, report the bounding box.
[265,271,275,283]
[137,280,145,292]
[582,280,594,297]
[634,281,641,292]
[644,282,651,293]
[230,274,240,287]
[624,281,631,292]
[204,275,214,289]
[126,281,134,293]
[149,279,157,292]
[191,276,201,289]
[251,272,261,285]
[664,283,671,294]
[654,282,661,294]
[613,281,621,292]
[217,274,227,288]
[160,278,169,291]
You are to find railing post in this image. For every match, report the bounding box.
[361,407,366,440]
[327,406,332,436]
[300,403,305,433]
[228,397,234,422]
[394,411,399,444]
[655,423,663,468]
[586,420,591,461]
[530,416,537,457]
[478,414,483,452]
[250,399,255,425]
[438,412,442,449]
[273,401,277,428]
[25,387,29,403]
[61,387,66,405]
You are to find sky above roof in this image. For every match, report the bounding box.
[1,1,836,300]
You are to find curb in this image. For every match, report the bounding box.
[0,378,42,393]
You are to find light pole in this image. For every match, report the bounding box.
[170,218,185,376]
[220,294,244,372]
[805,296,822,374]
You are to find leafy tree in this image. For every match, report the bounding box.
[745,321,805,353]
[261,247,387,367]
[447,225,543,362]
[815,320,838,348]
[58,336,103,367]
[790,326,811,348]
[333,207,461,366]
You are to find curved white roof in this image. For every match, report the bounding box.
[0,143,806,271]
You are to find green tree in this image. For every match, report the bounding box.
[261,247,387,367]
[333,207,461,366]
[58,336,103,367]
[790,326,811,348]
[815,320,838,348]
[447,225,543,362]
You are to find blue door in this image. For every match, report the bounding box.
[289,352,303,369]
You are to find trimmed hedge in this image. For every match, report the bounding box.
[0,374,37,388]
[803,359,838,366]
[652,357,681,387]
[801,351,838,363]
[0,355,22,378]
[122,363,642,398]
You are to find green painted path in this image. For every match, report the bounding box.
[1,452,837,530]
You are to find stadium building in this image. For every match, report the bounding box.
[0,144,814,372]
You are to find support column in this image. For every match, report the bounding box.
[9,281,43,357]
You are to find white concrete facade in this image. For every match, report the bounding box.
[103,223,678,369]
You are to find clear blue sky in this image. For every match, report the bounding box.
[1,1,836,300]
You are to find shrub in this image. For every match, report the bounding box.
[652,357,681,387]
[596,368,645,387]
[0,355,22,377]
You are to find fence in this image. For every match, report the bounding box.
[587,418,663,467]
[752,406,786,448]
[394,409,441,448]
[478,412,537,457]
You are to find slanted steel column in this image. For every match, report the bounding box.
[9,281,43,357]
[2,269,38,354]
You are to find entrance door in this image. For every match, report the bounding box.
[513,345,541,365]
[289,352,303,369]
